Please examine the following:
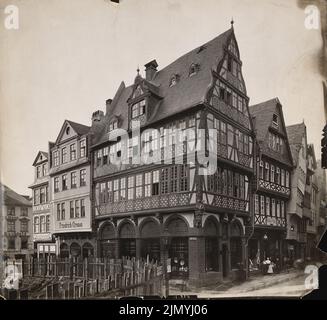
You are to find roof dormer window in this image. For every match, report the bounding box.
[169,74,179,87]
[131,100,146,119]
[109,120,118,132]
[189,63,199,77]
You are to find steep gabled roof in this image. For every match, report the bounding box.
[286,122,306,166]
[249,97,293,167]
[32,151,48,166]
[55,120,90,145]
[1,183,32,207]
[66,120,90,136]
[94,28,234,146]
[249,98,278,142]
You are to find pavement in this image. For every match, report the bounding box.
[169,269,313,298]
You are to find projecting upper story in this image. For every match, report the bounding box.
[91,27,255,180]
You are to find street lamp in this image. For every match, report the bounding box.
[162,229,170,298]
[263,234,268,260]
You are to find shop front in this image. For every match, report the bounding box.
[248,228,285,272]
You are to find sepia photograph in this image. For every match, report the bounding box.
[0,0,327,305]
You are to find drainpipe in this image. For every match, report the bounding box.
[245,140,259,279]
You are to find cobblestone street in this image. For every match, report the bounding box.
[169,269,314,298]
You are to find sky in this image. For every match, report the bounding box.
[0,0,326,195]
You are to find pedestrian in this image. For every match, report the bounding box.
[267,258,274,275]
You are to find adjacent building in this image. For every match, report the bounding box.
[286,122,310,260]
[91,26,255,286]
[248,98,293,268]
[0,184,33,260]
[316,159,327,259]
[49,120,94,259]
[29,151,56,258]
[305,144,319,260]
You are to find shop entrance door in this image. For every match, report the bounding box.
[169,237,188,278]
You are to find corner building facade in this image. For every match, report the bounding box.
[91,27,255,286]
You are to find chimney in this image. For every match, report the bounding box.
[92,110,104,122]
[106,99,112,115]
[144,59,158,81]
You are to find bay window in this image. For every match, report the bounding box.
[271,199,276,217]
[107,181,113,203]
[135,174,143,198]
[260,196,265,215]
[120,178,126,200]
[254,194,259,214]
[145,172,151,197]
[114,179,120,202]
[266,197,270,216]
[152,170,159,195]
[127,176,134,200]
[281,169,285,186]
[270,165,275,183]
[265,162,270,181]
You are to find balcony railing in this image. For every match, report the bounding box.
[6,215,18,220]
[19,231,30,237]
[258,179,290,196]
[96,192,191,216]
[4,231,18,237]
[254,214,286,228]
[19,215,30,221]
[210,193,249,213]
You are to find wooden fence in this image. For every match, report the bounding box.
[21,257,164,299]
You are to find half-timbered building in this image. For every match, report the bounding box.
[91,25,255,286]
[248,98,293,269]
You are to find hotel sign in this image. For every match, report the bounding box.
[59,221,83,229]
[33,204,50,212]
[33,233,52,242]
[54,218,91,233]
